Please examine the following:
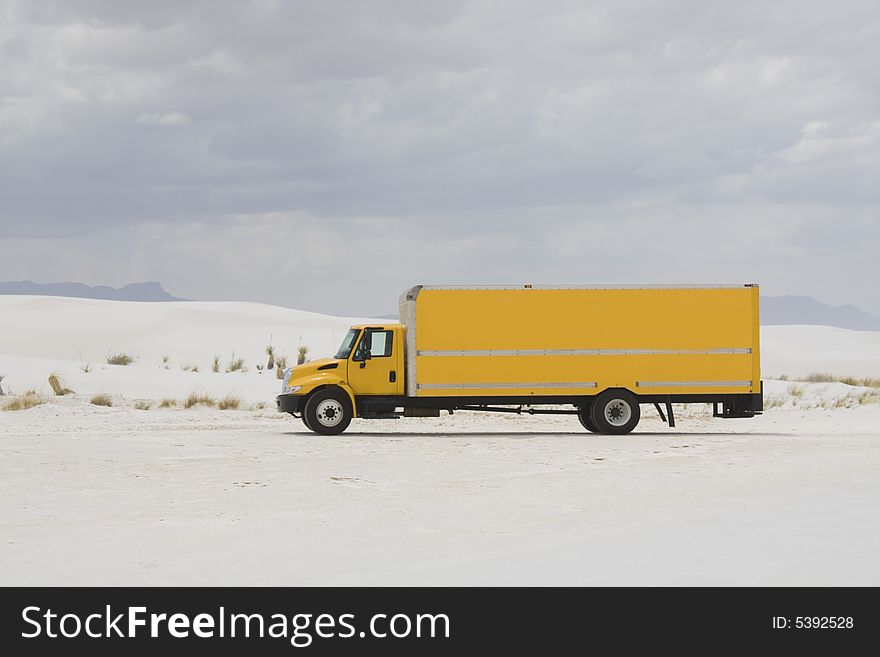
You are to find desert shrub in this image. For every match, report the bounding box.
[0,374,5,396]
[80,362,92,373]
[787,384,804,398]
[777,374,789,381]
[181,363,199,372]
[107,353,134,366]
[804,372,835,383]
[297,345,309,365]
[252,401,266,410]
[218,394,240,410]
[90,394,113,407]
[159,398,177,408]
[227,353,246,372]
[212,355,220,373]
[184,392,216,408]
[162,355,170,364]
[266,344,275,370]
[275,355,288,379]
[2,391,46,411]
[134,400,152,411]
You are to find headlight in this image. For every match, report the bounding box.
[280,367,299,394]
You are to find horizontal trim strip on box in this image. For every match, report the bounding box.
[636,380,753,388]
[418,348,752,357]
[416,381,598,390]
[421,284,754,290]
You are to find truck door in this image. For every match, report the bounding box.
[347,326,404,395]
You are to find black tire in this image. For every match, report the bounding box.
[301,411,314,432]
[578,403,600,433]
[303,388,352,435]
[590,389,640,435]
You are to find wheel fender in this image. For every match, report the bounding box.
[336,383,358,418]
[302,382,358,418]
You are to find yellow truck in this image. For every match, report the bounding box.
[277,285,763,435]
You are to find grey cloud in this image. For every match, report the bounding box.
[0,0,878,314]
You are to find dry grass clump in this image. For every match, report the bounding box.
[841,376,880,388]
[107,352,134,366]
[133,400,152,411]
[793,372,880,387]
[184,392,216,408]
[2,391,46,411]
[218,394,241,410]
[763,395,785,409]
[90,394,113,407]
[787,384,804,398]
[48,373,74,396]
[212,355,221,373]
[159,398,177,408]
[181,363,199,372]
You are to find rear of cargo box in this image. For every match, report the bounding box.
[399,285,760,399]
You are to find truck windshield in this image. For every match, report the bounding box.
[334,328,361,359]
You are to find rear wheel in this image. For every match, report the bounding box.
[303,389,352,435]
[590,389,640,435]
[301,411,314,432]
[578,403,600,433]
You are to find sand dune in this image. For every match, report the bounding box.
[2,295,878,403]
[0,295,372,402]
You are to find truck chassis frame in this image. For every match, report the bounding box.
[353,384,763,428]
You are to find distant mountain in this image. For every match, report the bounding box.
[761,295,880,331]
[0,280,187,302]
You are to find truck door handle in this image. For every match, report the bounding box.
[389,370,396,383]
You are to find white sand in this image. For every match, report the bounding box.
[1,296,878,585]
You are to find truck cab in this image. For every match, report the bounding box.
[277,325,405,433]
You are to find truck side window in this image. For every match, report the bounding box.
[354,329,393,360]
[369,330,392,357]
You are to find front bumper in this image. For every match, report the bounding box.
[276,393,305,414]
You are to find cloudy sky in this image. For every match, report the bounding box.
[1,0,878,315]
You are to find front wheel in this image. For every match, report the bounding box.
[590,389,640,435]
[303,389,352,435]
[301,412,314,432]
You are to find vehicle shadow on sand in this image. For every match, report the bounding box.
[282,431,794,437]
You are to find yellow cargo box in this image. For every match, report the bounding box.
[400,285,760,398]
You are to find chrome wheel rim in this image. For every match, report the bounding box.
[315,399,344,427]
[604,399,632,427]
